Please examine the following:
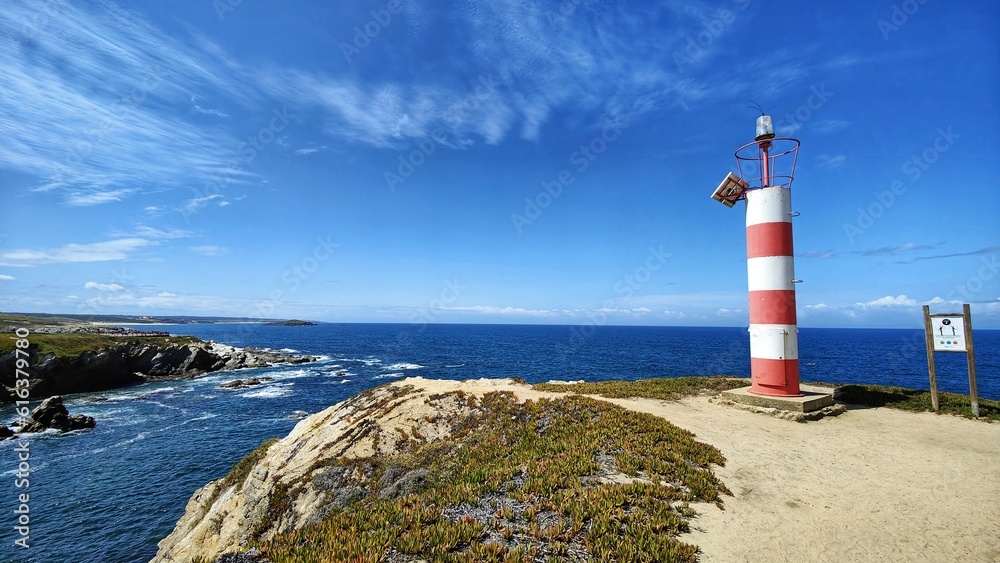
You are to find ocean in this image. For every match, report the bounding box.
[2,323,997,562]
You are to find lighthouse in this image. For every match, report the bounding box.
[711,114,803,397]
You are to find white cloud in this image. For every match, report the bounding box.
[0,238,152,267]
[189,246,229,257]
[440,305,559,316]
[816,154,847,169]
[127,227,192,240]
[182,194,228,214]
[777,122,803,136]
[157,292,177,297]
[804,303,829,310]
[0,274,14,280]
[812,119,849,133]
[192,105,229,118]
[84,281,125,292]
[65,189,135,206]
[925,296,962,306]
[859,295,917,308]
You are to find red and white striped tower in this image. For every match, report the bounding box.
[712,115,802,397]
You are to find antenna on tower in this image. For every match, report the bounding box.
[747,100,776,116]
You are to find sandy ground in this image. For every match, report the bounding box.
[401,377,1000,563]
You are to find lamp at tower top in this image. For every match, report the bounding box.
[734,114,800,192]
[755,114,775,141]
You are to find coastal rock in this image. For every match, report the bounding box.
[0,341,315,402]
[219,377,273,390]
[19,396,96,433]
[0,425,13,439]
[152,379,503,563]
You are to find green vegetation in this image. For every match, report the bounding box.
[0,333,201,359]
[533,376,748,400]
[254,391,729,562]
[835,384,999,422]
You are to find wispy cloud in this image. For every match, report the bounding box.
[0,226,188,267]
[798,249,837,259]
[189,245,229,257]
[0,4,259,207]
[254,2,816,150]
[816,154,847,169]
[903,245,1000,262]
[182,194,228,215]
[65,189,136,206]
[812,119,849,133]
[0,274,15,281]
[440,305,560,317]
[861,242,935,257]
[84,281,125,292]
[0,238,153,267]
[191,96,229,117]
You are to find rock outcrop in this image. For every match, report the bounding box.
[16,395,96,433]
[0,341,315,402]
[219,377,274,390]
[151,378,512,563]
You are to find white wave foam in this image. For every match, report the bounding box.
[100,395,135,403]
[148,401,184,413]
[373,372,405,380]
[385,363,424,370]
[270,369,308,379]
[146,387,176,394]
[445,363,467,368]
[280,348,300,353]
[242,386,294,399]
[360,358,382,366]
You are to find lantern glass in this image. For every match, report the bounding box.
[755,115,774,140]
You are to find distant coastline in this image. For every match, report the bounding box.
[263,319,317,326]
[0,312,317,403]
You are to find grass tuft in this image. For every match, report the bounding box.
[834,384,999,421]
[532,375,748,400]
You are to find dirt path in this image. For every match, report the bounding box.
[598,394,1000,563]
[401,377,1000,562]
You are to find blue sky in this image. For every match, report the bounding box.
[1,0,998,329]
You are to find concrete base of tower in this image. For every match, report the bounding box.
[721,385,833,413]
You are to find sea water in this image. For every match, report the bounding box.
[1,323,996,562]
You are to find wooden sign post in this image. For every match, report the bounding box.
[922,304,979,417]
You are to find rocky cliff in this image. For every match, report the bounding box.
[0,339,315,402]
[152,378,493,562]
[152,377,730,563]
